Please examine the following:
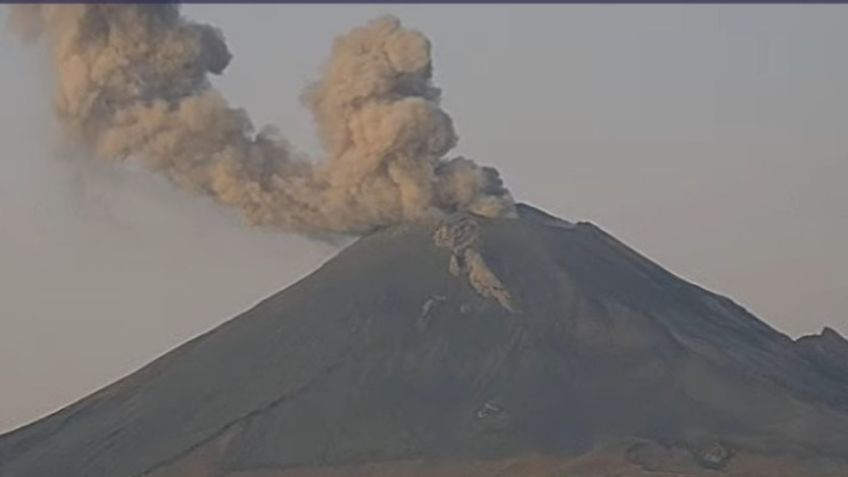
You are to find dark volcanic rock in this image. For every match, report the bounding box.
[797,327,848,385]
[2,204,847,477]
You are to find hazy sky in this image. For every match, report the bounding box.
[1,5,846,433]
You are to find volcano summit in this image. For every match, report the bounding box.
[2,205,848,477]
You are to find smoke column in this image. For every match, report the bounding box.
[8,5,515,234]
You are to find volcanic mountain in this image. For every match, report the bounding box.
[2,204,848,477]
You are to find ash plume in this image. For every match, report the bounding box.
[8,5,515,234]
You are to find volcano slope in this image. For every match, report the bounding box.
[2,204,848,477]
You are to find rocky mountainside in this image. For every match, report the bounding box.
[2,204,848,477]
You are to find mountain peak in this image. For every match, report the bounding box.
[3,205,848,477]
[796,326,848,386]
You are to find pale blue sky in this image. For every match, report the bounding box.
[1,5,846,433]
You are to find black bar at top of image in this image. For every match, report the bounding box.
[2,0,848,5]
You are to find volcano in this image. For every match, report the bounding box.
[2,204,848,477]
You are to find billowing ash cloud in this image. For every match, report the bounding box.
[8,5,515,234]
